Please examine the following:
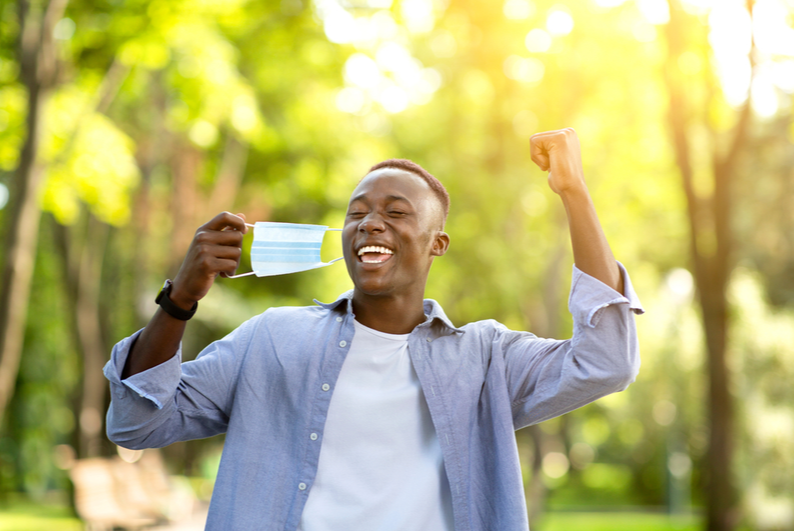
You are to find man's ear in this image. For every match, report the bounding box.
[431,231,450,256]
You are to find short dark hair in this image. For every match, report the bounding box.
[367,158,450,222]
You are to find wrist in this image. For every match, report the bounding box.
[558,182,591,205]
[156,280,198,320]
[169,284,198,311]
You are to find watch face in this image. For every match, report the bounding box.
[155,279,172,304]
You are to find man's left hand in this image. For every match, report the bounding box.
[529,128,586,196]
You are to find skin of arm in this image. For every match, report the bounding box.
[121,212,248,379]
[529,128,624,295]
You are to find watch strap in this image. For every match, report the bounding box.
[155,279,197,321]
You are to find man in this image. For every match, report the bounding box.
[105,129,643,530]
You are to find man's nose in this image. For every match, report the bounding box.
[358,213,385,233]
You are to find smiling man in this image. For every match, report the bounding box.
[105,129,643,531]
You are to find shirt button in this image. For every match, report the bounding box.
[339,340,347,348]
[321,384,330,391]
[426,338,432,343]
[310,433,318,440]
[298,482,307,491]
[336,316,343,322]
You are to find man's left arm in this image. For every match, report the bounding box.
[498,129,644,429]
[530,128,623,295]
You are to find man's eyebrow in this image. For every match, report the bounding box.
[349,193,412,204]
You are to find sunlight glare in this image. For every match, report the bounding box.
[546,9,574,35]
[751,69,780,118]
[503,0,535,20]
[371,11,399,40]
[591,0,626,7]
[377,84,409,113]
[504,55,545,84]
[770,59,795,92]
[401,0,435,34]
[513,110,539,139]
[677,51,703,76]
[709,2,752,58]
[336,87,366,113]
[345,53,381,90]
[231,95,257,133]
[430,30,457,58]
[318,3,357,44]
[632,20,658,43]
[709,1,753,105]
[542,452,570,478]
[680,0,717,15]
[753,0,795,56]
[375,42,413,72]
[637,0,670,25]
[189,120,218,147]
[525,28,552,53]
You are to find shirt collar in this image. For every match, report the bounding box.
[314,291,464,333]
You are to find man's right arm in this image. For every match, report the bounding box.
[121,212,248,379]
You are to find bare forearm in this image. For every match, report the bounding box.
[121,212,247,379]
[560,186,624,295]
[121,308,188,379]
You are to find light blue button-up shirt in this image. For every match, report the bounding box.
[105,264,643,530]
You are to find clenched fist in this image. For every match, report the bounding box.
[529,128,587,196]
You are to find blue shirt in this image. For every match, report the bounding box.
[104,264,643,530]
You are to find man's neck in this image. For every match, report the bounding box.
[351,290,427,335]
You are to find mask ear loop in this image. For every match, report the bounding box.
[226,225,343,278]
[225,223,257,278]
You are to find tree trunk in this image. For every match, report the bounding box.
[663,2,754,528]
[0,0,69,425]
[76,216,110,458]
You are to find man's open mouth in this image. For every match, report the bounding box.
[357,246,394,264]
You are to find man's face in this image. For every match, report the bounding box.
[342,168,449,298]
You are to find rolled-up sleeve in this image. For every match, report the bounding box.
[104,316,259,450]
[104,329,182,410]
[503,262,644,429]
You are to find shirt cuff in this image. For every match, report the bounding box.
[568,262,645,328]
[103,329,182,410]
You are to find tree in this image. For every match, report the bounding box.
[663,0,755,528]
[0,0,69,425]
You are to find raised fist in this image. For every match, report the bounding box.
[529,128,586,196]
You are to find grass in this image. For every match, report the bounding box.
[0,501,83,531]
[0,504,703,531]
[538,511,701,531]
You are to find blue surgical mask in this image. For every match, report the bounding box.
[228,222,343,278]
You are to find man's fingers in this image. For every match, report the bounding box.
[195,227,244,248]
[203,211,248,233]
[529,136,551,172]
[214,258,241,277]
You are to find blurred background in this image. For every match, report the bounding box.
[0,0,791,529]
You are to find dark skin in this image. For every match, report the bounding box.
[121,212,248,379]
[122,128,620,378]
[342,168,449,334]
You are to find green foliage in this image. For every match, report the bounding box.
[0,0,792,527]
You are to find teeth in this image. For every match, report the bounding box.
[357,246,393,256]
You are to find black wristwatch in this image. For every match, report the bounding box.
[155,279,198,321]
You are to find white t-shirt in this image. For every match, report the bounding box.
[298,320,454,531]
